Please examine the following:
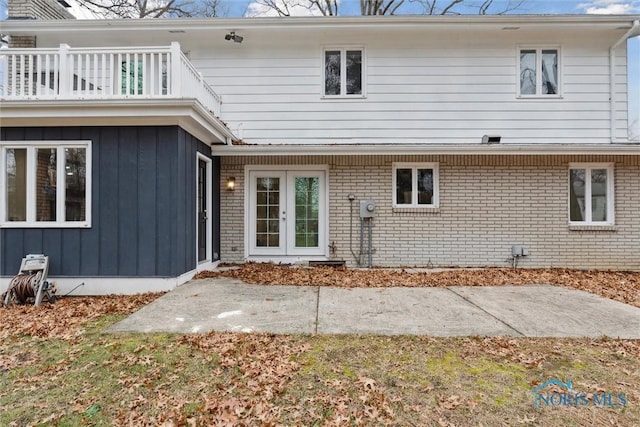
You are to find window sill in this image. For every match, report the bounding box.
[321,95,367,100]
[393,207,441,215]
[568,225,616,232]
[0,222,91,229]
[517,95,563,100]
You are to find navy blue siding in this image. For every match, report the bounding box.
[1,126,220,278]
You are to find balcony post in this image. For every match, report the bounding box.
[170,42,182,97]
[58,43,70,97]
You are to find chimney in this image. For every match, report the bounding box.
[7,0,76,48]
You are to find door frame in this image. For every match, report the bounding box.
[196,153,212,265]
[244,164,329,261]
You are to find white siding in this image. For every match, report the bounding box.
[189,27,629,145]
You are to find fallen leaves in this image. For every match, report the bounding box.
[195,264,640,308]
[1,274,639,426]
[0,293,163,340]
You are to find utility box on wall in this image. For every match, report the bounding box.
[360,200,376,218]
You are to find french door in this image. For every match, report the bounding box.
[248,168,326,257]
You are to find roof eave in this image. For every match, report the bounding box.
[2,14,640,35]
[0,99,237,145]
[212,143,640,157]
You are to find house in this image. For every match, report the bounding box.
[1,0,639,295]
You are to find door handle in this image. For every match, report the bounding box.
[282,211,286,220]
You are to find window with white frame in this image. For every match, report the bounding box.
[1,141,91,227]
[393,163,439,208]
[323,47,364,97]
[569,163,614,225]
[519,47,560,96]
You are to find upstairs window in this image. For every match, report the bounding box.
[393,163,439,208]
[569,164,614,226]
[323,47,364,97]
[1,141,91,228]
[519,47,560,97]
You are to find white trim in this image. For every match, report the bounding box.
[517,45,562,99]
[0,99,236,145]
[322,46,366,99]
[0,149,4,222]
[392,162,440,208]
[568,162,615,227]
[245,256,329,264]
[0,140,92,228]
[196,153,213,265]
[3,15,639,34]
[213,143,640,157]
[195,260,220,274]
[610,20,639,142]
[0,262,220,296]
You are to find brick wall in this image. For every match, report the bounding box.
[220,163,246,262]
[8,0,75,20]
[220,155,640,270]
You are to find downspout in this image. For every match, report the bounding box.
[610,20,639,143]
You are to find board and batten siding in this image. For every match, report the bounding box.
[190,27,629,144]
[0,126,220,279]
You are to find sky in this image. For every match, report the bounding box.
[29,0,639,19]
[233,0,640,16]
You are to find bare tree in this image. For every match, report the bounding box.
[255,0,527,16]
[361,0,405,15]
[248,0,337,16]
[310,0,338,15]
[193,0,226,17]
[410,0,526,15]
[75,0,225,18]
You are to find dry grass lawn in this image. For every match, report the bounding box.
[2,267,639,426]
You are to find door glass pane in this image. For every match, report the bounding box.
[6,148,27,221]
[346,50,362,95]
[396,168,412,205]
[417,169,434,205]
[541,50,558,95]
[36,148,57,221]
[256,177,280,247]
[591,169,607,222]
[569,169,586,222]
[325,50,341,95]
[65,148,86,221]
[520,50,536,95]
[294,177,319,248]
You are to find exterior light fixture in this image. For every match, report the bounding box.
[224,31,243,43]
[481,135,501,144]
[226,177,236,191]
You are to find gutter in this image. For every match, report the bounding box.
[610,19,640,143]
[2,14,640,34]
[212,143,640,157]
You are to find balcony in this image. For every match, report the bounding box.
[0,42,221,116]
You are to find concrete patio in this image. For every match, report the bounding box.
[108,278,640,339]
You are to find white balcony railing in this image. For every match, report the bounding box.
[0,42,221,116]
